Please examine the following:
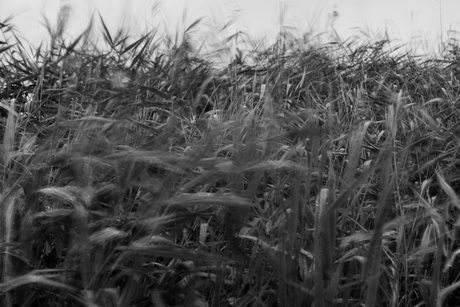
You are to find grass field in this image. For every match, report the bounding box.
[1,8,460,307]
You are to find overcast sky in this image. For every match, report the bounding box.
[1,0,460,57]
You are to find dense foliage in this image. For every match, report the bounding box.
[1,8,460,307]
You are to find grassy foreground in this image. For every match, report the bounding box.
[1,9,460,307]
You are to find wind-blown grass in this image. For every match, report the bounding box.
[1,6,460,307]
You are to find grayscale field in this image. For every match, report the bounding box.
[0,2,460,306]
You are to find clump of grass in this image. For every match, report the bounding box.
[1,6,460,307]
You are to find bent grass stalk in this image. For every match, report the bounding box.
[1,7,460,306]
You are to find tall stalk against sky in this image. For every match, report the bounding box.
[2,0,460,57]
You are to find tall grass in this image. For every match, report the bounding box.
[1,6,460,307]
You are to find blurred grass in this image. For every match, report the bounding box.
[1,5,460,307]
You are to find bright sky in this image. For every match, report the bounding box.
[1,0,460,57]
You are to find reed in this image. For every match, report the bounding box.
[0,6,460,307]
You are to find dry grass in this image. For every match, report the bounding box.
[0,6,460,307]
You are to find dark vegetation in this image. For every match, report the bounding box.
[1,5,460,307]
